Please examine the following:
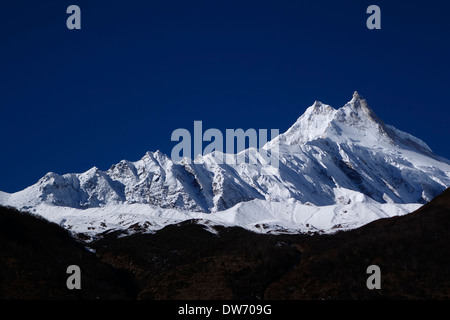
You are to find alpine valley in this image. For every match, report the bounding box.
[1,91,450,240]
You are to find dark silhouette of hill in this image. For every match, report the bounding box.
[265,187,450,299]
[0,206,135,299]
[91,223,303,299]
[1,187,450,299]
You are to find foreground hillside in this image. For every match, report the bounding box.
[265,188,450,299]
[1,187,449,299]
[0,206,134,299]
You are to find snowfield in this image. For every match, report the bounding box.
[20,190,421,240]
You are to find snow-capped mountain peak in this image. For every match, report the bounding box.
[269,100,336,146]
[339,91,385,125]
[270,91,392,148]
[331,92,394,146]
[1,92,449,237]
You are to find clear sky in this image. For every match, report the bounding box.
[1,0,449,193]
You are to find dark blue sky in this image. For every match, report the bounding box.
[1,0,449,193]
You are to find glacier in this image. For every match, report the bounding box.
[1,91,449,238]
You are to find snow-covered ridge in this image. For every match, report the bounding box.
[24,189,422,240]
[1,91,449,236]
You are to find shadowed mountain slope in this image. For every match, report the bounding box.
[0,206,135,299]
[265,187,450,299]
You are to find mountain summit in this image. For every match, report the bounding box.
[1,92,449,236]
[269,91,414,150]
